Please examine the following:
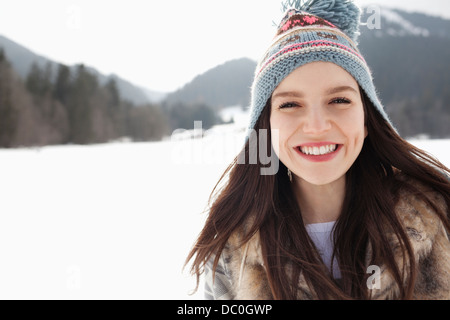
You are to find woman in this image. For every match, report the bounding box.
[185,0,450,299]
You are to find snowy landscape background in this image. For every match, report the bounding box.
[0,109,449,299]
[0,0,449,300]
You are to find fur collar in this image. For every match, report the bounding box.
[221,175,450,300]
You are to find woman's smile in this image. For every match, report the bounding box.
[294,142,342,162]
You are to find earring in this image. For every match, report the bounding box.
[287,168,293,182]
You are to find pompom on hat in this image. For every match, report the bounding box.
[248,0,392,132]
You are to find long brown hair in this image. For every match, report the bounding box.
[185,89,450,299]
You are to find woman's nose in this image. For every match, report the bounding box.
[302,107,332,135]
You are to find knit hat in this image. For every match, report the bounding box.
[248,0,391,132]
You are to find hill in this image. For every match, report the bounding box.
[164,58,257,109]
[359,7,450,137]
[0,34,166,105]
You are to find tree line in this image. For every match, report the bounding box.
[0,49,224,148]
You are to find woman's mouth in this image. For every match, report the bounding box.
[294,143,342,162]
[299,144,337,156]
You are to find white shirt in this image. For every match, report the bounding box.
[305,221,341,279]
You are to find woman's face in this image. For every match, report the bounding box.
[270,62,367,186]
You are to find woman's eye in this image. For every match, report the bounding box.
[331,97,351,104]
[279,102,299,109]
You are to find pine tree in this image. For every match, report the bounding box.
[0,48,17,147]
[54,63,71,105]
[105,78,125,139]
[67,64,99,144]
[25,62,53,97]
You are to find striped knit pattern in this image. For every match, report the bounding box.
[248,8,392,132]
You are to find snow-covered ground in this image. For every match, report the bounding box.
[0,127,448,299]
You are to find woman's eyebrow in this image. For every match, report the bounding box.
[272,86,359,100]
[272,90,304,100]
[325,85,359,95]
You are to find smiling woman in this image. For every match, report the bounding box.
[185,0,450,300]
[270,62,367,193]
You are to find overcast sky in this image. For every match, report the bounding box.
[0,0,449,93]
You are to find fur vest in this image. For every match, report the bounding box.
[218,175,450,300]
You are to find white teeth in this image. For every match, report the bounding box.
[300,144,337,156]
[320,146,326,154]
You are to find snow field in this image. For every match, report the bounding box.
[0,135,448,299]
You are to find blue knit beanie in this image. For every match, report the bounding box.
[248,0,392,132]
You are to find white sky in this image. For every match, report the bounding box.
[0,0,449,93]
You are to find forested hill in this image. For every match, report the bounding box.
[0,35,164,105]
[164,58,257,109]
[358,8,450,138]
[0,51,168,147]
